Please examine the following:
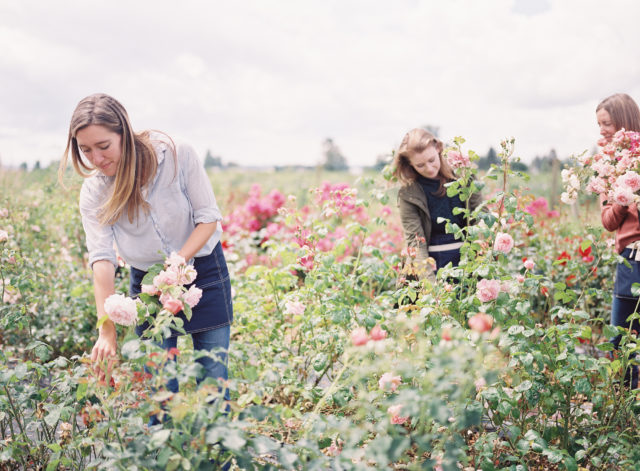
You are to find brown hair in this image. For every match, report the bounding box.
[392,128,456,196]
[59,93,160,225]
[596,93,640,132]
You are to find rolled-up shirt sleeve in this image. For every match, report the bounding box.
[79,181,118,269]
[179,144,223,225]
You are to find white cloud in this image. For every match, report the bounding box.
[1,0,639,168]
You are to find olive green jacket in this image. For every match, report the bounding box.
[397,181,482,261]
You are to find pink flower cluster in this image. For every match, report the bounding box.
[476,279,502,302]
[387,404,410,425]
[523,197,559,219]
[350,324,387,346]
[140,252,202,316]
[567,130,640,206]
[223,184,286,235]
[379,372,402,392]
[104,293,138,326]
[493,232,514,254]
[446,150,471,169]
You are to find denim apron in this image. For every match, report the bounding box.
[131,242,233,338]
[614,247,640,300]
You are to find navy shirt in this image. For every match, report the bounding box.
[416,176,466,236]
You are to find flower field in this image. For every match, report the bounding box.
[2,140,640,470]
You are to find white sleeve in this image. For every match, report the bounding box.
[79,180,118,269]
[178,144,223,225]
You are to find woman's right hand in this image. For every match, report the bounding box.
[91,320,117,381]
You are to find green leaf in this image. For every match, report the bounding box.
[96,314,109,329]
[149,429,171,449]
[632,283,640,297]
[76,382,88,401]
[222,429,247,450]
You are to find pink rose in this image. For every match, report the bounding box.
[494,232,514,254]
[476,279,501,302]
[153,269,179,288]
[0,230,8,243]
[446,150,471,169]
[370,325,387,341]
[104,293,138,326]
[612,184,635,206]
[141,284,159,296]
[160,293,184,315]
[387,404,409,425]
[183,285,203,308]
[379,372,402,392]
[468,312,494,333]
[351,327,369,346]
[516,275,525,283]
[618,171,640,192]
[284,300,305,316]
[524,259,535,270]
[0,208,8,218]
[3,286,21,304]
[165,252,186,267]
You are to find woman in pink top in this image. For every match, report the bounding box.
[598,93,640,388]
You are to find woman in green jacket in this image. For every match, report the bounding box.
[393,128,481,281]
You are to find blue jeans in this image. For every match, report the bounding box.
[146,324,231,400]
[610,296,639,389]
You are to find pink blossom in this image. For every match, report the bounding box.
[370,325,387,341]
[0,208,7,218]
[524,259,535,270]
[104,293,138,326]
[468,312,494,332]
[494,232,514,254]
[516,274,525,283]
[612,184,635,206]
[351,327,369,346]
[31,225,41,233]
[619,171,640,192]
[476,279,501,302]
[153,269,179,288]
[183,285,203,308]
[387,404,409,425]
[446,150,471,169]
[379,372,402,392]
[585,176,607,194]
[0,230,7,243]
[159,293,184,315]
[284,300,305,316]
[141,284,159,295]
[165,252,186,267]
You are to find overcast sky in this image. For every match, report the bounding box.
[1,0,639,169]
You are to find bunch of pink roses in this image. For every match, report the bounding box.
[140,252,203,318]
[563,129,640,205]
[103,252,203,328]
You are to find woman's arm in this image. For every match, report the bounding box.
[398,196,430,261]
[178,222,218,260]
[600,194,629,232]
[90,260,117,378]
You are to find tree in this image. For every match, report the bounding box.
[204,150,222,168]
[478,147,499,170]
[372,153,391,171]
[322,138,348,171]
[34,161,41,170]
[19,162,28,171]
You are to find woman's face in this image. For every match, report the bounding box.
[76,125,122,177]
[596,108,616,143]
[409,145,441,179]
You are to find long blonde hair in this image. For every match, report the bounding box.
[59,93,159,225]
[596,93,640,132]
[392,128,456,196]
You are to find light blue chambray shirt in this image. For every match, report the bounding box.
[79,137,223,271]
